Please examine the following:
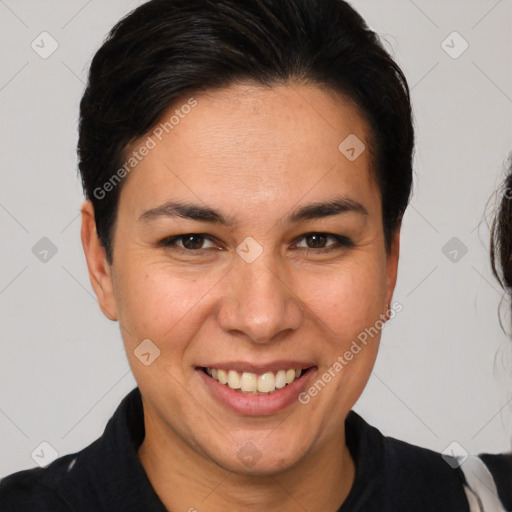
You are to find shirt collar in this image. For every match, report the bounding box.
[60,388,385,511]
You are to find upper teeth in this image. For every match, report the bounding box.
[205,368,304,394]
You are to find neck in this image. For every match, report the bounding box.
[138,411,355,512]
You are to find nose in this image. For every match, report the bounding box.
[217,252,304,344]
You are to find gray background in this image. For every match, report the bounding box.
[0,0,511,476]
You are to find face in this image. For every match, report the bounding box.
[82,83,399,475]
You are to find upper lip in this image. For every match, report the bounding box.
[197,361,316,373]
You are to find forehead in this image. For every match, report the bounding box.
[119,82,379,219]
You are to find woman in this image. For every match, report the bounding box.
[0,0,487,510]
[457,161,512,512]
[466,160,512,511]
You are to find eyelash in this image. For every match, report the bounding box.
[159,232,354,254]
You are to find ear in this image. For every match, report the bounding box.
[385,227,400,309]
[80,200,118,321]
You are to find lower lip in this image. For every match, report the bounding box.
[197,367,317,416]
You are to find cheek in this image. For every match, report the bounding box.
[112,262,221,347]
[298,259,387,340]
[112,248,388,353]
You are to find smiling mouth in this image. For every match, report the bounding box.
[200,367,313,395]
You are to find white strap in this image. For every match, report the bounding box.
[461,456,506,512]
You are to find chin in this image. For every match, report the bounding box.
[216,449,303,476]
[200,431,309,476]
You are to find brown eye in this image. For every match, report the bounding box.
[305,234,328,249]
[181,234,206,250]
[161,233,217,251]
[294,233,354,251]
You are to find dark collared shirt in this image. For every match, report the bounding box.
[0,387,491,511]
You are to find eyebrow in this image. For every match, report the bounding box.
[138,196,368,226]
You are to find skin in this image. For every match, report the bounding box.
[81,82,400,512]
